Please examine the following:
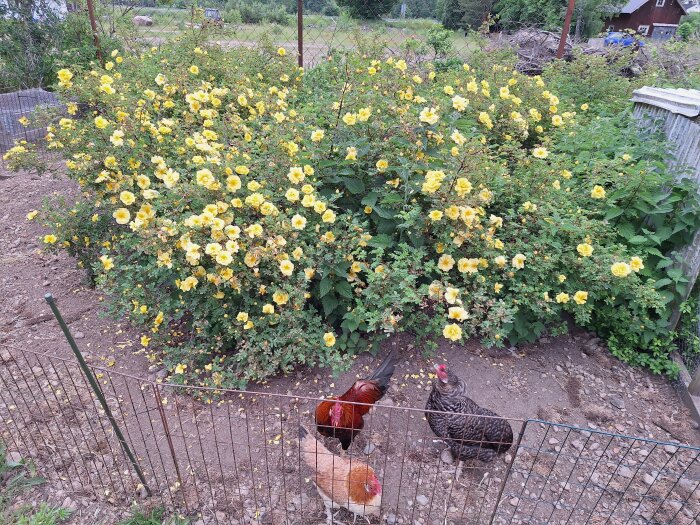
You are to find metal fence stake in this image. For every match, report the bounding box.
[153,384,188,513]
[44,293,151,496]
[297,0,303,68]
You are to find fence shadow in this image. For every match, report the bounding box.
[1,344,699,524]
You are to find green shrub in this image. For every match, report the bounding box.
[12,41,700,386]
[336,0,396,19]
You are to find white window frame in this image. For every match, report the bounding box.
[638,24,650,35]
[656,0,665,6]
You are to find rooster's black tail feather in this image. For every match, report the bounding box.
[368,347,399,392]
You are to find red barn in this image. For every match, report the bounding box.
[604,0,689,39]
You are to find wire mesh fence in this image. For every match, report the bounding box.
[2,341,700,524]
[94,0,478,68]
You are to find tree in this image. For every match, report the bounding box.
[336,0,397,18]
[493,0,565,30]
[441,0,462,29]
[572,0,626,39]
[459,0,494,30]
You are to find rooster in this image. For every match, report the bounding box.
[426,364,513,463]
[299,425,382,523]
[315,348,398,450]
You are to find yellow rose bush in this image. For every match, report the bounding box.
[16,42,700,382]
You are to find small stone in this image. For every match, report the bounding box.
[386,513,397,525]
[609,395,625,410]
[61,497,79,511]
[509,497,520,506]
[556,365,563,372]
[0,350,12,363]
[416,495,428,506]
[440,448,454,465]
[643,474,655,485]
[363,443,376,455]
[43,280,50,286]
[7,451,22,464]
[548,438,559,445]
[215,511,227,521]
[664,445,678,454]
[74,331,85,339]
[619,466,633,478]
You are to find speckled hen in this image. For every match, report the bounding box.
[425,364,513,462]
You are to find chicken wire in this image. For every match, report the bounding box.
[1,342,699,525]
[93,0,477,70]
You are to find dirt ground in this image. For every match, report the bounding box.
[2,164,700,525]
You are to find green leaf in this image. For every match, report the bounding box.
[342,177,365,194]
[652,278,673,289]
[380,193,404,205]
[368,234,394,248]
[361,192,379,207]
[604,207,625,220]
[321,294,339,316]
[335,280,353,299]
[667,267,684,281]
[319,277,333,298]
[628,235,649,245]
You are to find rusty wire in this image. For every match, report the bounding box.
[1,342,700,524]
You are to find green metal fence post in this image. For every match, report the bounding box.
[44,293,152,496]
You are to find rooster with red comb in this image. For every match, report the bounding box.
[315,348,399,450]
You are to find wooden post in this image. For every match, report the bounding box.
[85,0,103,63]
[557,0,575,59]
[297,0,303,68]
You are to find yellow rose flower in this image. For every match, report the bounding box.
[262,304,275,314]
[43,234,57,244]
[444,287,460,304]
[573,291,588,305]
[630,256,644,272]
[611,262,632,277]
[437,254,455,272]
[442,323,462,341]
[532,147,548,159]
[342,113,357,126]
[512,253,526,269]
[277,47,286,56]
[119,191,136,206]
[577,243,593,257]
[189,65,199,75]
[448,307,468,321]
[94,116,109,129]
[419,107,439,125]
[99,254,114,270]
[288,166,305,184]
[556,292,570,304]
[311,129,324,142]
[591,185,606,199]
[279,260,295,276]
[174,364,187,375]
[376,159,389,172]
[428,210,443,221]
[113,208,130,225]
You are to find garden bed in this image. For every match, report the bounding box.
[1,164,700,524]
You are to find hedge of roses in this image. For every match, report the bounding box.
[10,40,700,387]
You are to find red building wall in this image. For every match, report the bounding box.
[605,0,685,37]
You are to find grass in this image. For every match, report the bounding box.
[103,7,476,60]
[0,443,71,525]
[117,507,190,525]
